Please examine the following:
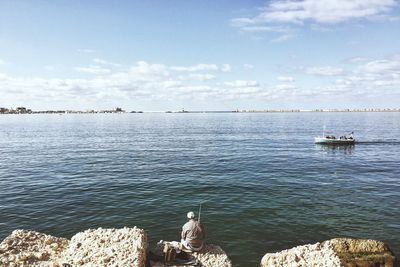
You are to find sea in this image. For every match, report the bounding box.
[0,112,399,266]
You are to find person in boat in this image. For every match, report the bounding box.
[181,211,205,252]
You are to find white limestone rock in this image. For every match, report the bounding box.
[260,238,398,267]
[151,242,232,267]
[0,229,69,267]
[261,242,341,267]
[60,227,147,267]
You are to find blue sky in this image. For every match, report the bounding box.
[1,0,400,111]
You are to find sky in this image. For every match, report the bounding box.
[0,0,400,111]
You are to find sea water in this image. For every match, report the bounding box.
[0,112,399,266]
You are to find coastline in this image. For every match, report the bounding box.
[0,227,398,266]
[1,107,400,114]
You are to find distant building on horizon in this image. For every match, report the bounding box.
[0,107,32,114]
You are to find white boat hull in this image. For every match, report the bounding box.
[314,137,355,144]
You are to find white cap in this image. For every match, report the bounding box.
[187,211,195,219]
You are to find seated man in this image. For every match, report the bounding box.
[181,211,205,252]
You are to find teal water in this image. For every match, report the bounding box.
[0,113,399,266]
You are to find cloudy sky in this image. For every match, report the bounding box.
[1,0,400,111]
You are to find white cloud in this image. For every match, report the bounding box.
[271,33,296,42]
[246,0,396,24]
[278,76,295,82]
[93,58,109,64]
[354,58,400,86]
[175,85,214,93]
[238,26,275,32]
[170,64,219,72]
[0,72,8,80]
[222,81,265,99]
[347,57,370,63]
[1,61,230,107]
[224,80,259,87]
[231,0,398,36]
[77,48,97,54]
[231,18,256,27]
[179,73,216,81]
[221,64,232,72]
[129,61,169,78]
[2,57,400,109]
[275,84,297,90]
[362,59,400,73]
[237,25,291,33]
[306,66,344,76]
[313,56,400,95]
[160,80,183,89]
[93,58,121,67]
[75,65,111,75]
[243,64,255,70]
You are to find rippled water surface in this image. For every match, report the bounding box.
[0,113,399,266]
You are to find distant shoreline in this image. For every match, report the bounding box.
[1,109,400,114]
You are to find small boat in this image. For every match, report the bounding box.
[315,130,355,144]
[314,136,355,144]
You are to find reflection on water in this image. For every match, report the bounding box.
[315,144,355,154]
[356,140,400,145]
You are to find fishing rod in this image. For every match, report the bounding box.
[198,203,202,223]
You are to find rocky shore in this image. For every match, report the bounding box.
[0,227,231,267]
[0,227,398,266]
[0,230,69,266]
[261,238,398,267]
[0,227,147,267]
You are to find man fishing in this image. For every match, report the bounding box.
[181,211,206,251]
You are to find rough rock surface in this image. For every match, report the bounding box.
[261,238,398,267]
[151,242,232,267]
[60,227,147,267]
[0,229,69,267]
[260,242,341,267]
[0,227,148,267]
[323,238,397,267]
[192,244,232,267]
